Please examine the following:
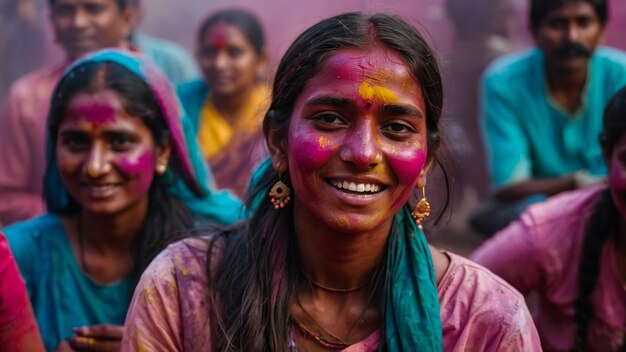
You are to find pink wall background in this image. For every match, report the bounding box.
[137,0,626,69]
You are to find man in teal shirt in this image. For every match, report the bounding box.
[471,0,626,236]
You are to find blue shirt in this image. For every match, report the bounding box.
[4,214,130,351]
[481,46,626,190]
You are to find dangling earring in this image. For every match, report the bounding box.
[411,187,431,229]
[269,173,291,209]
[156,161,168,175]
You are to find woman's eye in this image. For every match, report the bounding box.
[228,48,243,58]
[312,113,344,125]
[61,135,90,151]
[109,136,133,150]
[382,122,415,134]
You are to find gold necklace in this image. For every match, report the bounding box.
[292,292,374,350]
[300,269,369,293]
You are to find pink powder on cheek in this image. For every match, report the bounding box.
[386,143,428,186]
[71,103,116,125]
[115,151,156,195]
[291,132,338,170]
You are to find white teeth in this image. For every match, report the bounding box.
[331,180,381,193]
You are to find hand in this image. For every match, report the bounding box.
[69,324,123,352]
[572,170,607,189]
[54,341,76,352]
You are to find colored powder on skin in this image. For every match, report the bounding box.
[358,81,400,105]
[71,103,117,125]
[318,136,335,150]
[209,26,227,49]
[116,151,156,196]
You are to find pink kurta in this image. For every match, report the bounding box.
[0,234,44,351]
[0,64,65,226]
[122,237,540,351]
[472,186,626,351]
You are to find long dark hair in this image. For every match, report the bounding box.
[207,13,444,351]
[574,86,626,350]
[44,61,196,285]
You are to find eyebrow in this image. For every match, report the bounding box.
[305,96,423,117]
[381,104,424,118]
[305,96,355,108]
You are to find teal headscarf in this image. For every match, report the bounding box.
[250,158,443,350]
[44,49,243,224]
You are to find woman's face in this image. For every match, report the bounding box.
[609,133,626,220]
[279,47,429,234]
[56,88,170,215]
[197,22,263,98]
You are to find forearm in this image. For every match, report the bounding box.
[494,175,575,202]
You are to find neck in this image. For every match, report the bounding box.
[79,200,149,255]
[545,63,588,113]
[211,85,256,122]
[293,208,390,299]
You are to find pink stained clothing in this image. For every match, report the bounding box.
[0,64,66,226]
[472,186,626,351]
[0,234,44,351]
[122,236,540,351]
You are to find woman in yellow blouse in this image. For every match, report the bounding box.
[178,8,269,197]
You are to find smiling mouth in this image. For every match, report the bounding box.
[328,179,385,194]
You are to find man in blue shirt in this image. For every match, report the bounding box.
[471,0,626,236]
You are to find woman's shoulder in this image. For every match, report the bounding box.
[438,252,541,350]
[144,232,226,288]
[3,213,65,255]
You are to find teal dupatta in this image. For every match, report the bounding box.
[384,207,442,351]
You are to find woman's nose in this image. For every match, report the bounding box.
[339,120,383,169]
[84,143,112,178]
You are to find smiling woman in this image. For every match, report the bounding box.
[1,50,242,351]
[177,8,269,197]
[123,13,541,351]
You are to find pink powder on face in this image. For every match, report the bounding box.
[116,151,156,196]
[208,25,227,49]
[71,103,116,124]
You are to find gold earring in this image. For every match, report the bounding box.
[269,173,291,209]
[411,187,431,230]
[156,162,167,175]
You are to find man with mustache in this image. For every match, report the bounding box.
[470,0,626,237]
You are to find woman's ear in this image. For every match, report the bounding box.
[155,141,172,173]
[265,119,288,173]
[416,159,433,189]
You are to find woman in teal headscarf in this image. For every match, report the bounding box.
[123,13,540,351]
[2,49,242,351]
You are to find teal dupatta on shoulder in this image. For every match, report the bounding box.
[384,207,442,351]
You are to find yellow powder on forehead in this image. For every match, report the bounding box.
[358,81,399,104]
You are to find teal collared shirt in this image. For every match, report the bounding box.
[481,46,626,190]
